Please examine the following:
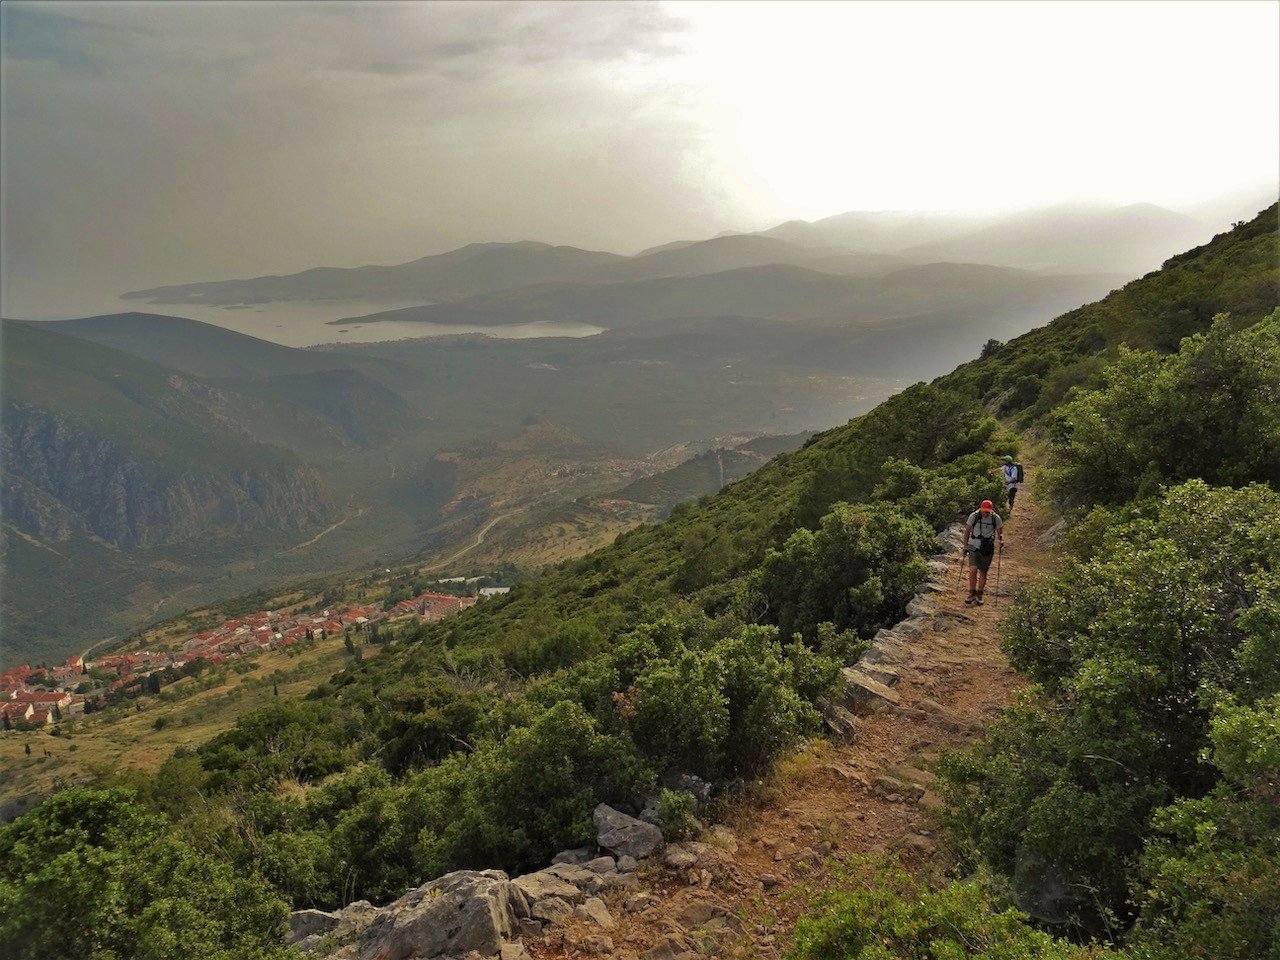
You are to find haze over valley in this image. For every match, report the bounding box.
[5,195,1235,666]
[2,0,1276,671]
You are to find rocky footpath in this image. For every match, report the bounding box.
[819,523,967,728]
[298,521,998,960]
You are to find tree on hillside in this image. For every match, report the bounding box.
[1048,311,1279,505]
[0,788,292,960]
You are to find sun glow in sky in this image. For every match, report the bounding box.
[664,1,1279,219]
[1,0,1277,316]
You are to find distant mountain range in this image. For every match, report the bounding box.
[332,261,1124,330]
[119,201,1217,309]
[122,242,627,306]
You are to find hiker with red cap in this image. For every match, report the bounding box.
[962,499,1003,605]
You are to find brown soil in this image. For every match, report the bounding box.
[528,467,1058,960]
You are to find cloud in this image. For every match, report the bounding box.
[1,1,731,315]
[1,0,1276,318]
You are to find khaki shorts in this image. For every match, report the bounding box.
[967,547,994,573]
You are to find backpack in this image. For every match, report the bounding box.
[970,513,997,556]
[1015,462,1025,483]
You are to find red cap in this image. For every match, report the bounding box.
[980,500,994,512]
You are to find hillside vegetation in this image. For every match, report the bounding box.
[2,205,1276,959]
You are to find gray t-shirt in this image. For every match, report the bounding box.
[966,510,1003,549]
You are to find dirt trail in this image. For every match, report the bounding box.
[530,467,1058,960]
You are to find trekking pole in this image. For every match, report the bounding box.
[994,542,1003,608]
[955,547,967,594]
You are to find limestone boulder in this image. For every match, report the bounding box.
[292,900,381,955]
[574,896,617,930]
[356,870,518,960]
[289,909,341,944]
[511,869,583,906]
[817,696,858,742]
[594,803,664,859]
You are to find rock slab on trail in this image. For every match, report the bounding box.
[838,665,901,712]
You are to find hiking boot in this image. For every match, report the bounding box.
[975,593,985,606]
[964,593,977,606]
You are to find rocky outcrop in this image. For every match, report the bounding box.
[356,870,520,960]
[2,401,332,547]
[594,803,665,859]
[315,849,651,959]
[289,901,379,954]
[837,665,901,712]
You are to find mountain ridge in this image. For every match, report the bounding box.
[116,201,1207,309]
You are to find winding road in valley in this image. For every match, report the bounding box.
[418,507,524,574]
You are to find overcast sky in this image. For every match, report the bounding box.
[2,0,1277,317]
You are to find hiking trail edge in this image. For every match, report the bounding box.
[527,458,1058,960]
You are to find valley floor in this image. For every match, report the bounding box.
[527,464,1057,960]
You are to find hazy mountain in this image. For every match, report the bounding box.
[42,313,416,448]
[118,234,901,309]
[334,261,1122,330]
[759,201,1216,276]
[116,202,1219,312]
[597,234,848,281]
[121,242,628,306]
[762,209,994,252]
[902,202,1212,275]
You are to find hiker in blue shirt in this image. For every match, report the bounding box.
[1000,455,1024,515]
[963,499,1003,605]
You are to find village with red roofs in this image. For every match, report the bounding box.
[0,587,504,731]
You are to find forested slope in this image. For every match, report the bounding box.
[2,205,1276,959]
[789,210,1279,959]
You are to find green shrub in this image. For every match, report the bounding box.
[1128,696,1280,960]
[655,789,699,842]
[1047,311,1279,506]
[941,482,1280,929]
[0,788,292,960]
[629,624,826,781]
[759,502,935,643]
[789,860,1124,960]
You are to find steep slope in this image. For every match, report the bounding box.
[0,321,342,663]
[4,208,1274,960]
[1,320,334,545]
[148,205,1276,909]
[121,242,627,305]
[525,469,1059,960]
